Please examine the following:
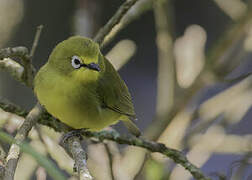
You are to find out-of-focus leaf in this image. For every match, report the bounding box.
[145,159,164,180]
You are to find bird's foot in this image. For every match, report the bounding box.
[61,129,86,145]
[104,127,120,138]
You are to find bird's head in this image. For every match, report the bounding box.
[48,36,103,81]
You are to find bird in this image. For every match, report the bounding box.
[34,36,141,137]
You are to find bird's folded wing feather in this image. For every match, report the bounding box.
[97,56,136,119]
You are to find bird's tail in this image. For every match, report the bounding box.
[122,118,141,137]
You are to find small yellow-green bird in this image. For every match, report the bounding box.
[34,36,140,136]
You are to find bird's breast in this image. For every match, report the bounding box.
[35,69,119,130]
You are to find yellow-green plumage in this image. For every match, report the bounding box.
[34,36,140,136]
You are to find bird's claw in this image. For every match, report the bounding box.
[61,129,86,145]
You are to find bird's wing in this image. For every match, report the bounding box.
[97,56,136,118]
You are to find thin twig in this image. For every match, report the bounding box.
[30,25,43,61]
[101,0,153,48]
[0,97,27,115]
[4,103,44,180]
[19,25,44,87]
[93,0,140,47]
[80,130,211,180]
[61,136,93,180]
[0,98,71,133]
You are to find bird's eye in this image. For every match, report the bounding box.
[71,56,81,69]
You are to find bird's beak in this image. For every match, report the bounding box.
[87,63,100,72]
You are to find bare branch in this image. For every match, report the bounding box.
[20,56,35,88]
[0,98,71,133]
[20,24,44,86]
[100,0,152,48]
[0,46,34,87]
[0,58,24,83]
[81,130,211,180]
[4,103,44,180]
[30,25,43,60]
[93,0,140,47]
[0,47,29,60]
[61,136,93,180]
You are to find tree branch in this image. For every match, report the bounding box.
[0,46,34,87]
[100,0,153,48]
[0,58,24,84]
[3,103,44,180]
[61,136,93,180]
[81,130,211,180]
[93,0,140,47]
[0,98,72,133]
[30,25,43,60]
[0,24,43,87]
[0,47,29,61]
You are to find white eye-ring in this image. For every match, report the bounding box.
[71,56,82,69]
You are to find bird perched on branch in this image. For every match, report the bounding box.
[34,36,140,137]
